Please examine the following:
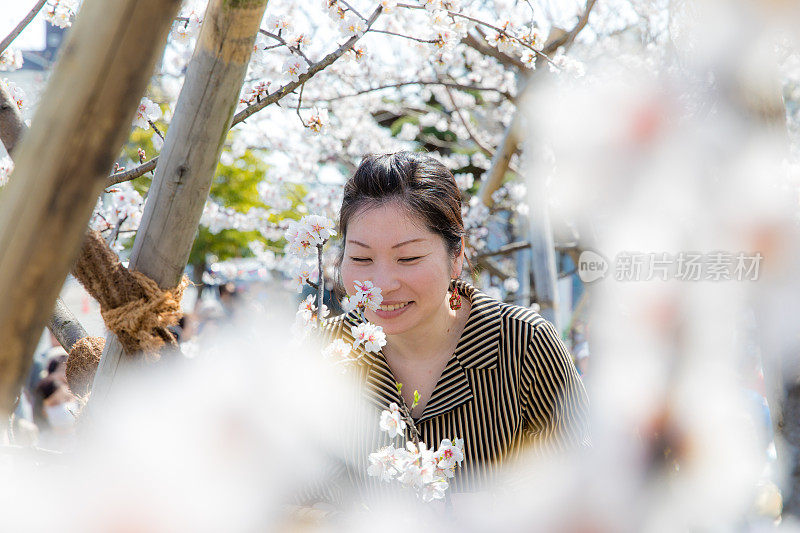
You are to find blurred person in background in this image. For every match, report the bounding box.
[34,376,79,452]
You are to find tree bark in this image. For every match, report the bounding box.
[0,0,181,417]
[90,0,270,403]
[47,296,89,352]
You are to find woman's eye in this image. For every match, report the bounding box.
[399,256,422,263]
[349,257,371,263]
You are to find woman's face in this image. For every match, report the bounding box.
[341,202,461,336]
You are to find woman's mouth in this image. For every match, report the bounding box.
[375,301,413,318]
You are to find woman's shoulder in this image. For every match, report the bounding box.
[497,300,550,338]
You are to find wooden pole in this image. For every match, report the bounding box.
[0,0,181,417]
[90,0,270,403]
[0,76,91,354]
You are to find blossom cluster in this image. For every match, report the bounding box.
[368,402,465,502]
[1,79,26,112]
[341,279,383,314]
[0,49,23,72]
[45,0,79,29]
[132,97,162,131]
[283,214,337,257]
[293,293,330,336]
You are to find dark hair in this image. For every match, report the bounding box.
[46,354,67,375]
[336,152,464,292]
[36,377,59,401]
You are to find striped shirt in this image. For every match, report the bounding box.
[312,279,589,503]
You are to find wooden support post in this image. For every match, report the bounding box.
[0,0,181,417]
[1,73,90,355]
[90,0,270,403]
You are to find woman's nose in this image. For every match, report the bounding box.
[370,264,401,293]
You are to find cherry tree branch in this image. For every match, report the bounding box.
[368,29,438,44]
[106,6,384,189]
[295,82,306,127]
[338,0,367,21]
[442,85,494,157]
[542,0,597,56]
[259,29,313,66]
[462,30,526,71]
[0,0,48,56]
[397,3,558,69]
[308,80,513,103]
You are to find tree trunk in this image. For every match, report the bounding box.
[90,0,270,403]
[0,0,181,417]
[0,83,25,155]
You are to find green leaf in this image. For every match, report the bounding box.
[395,382,403,394]
[412,390,420,408]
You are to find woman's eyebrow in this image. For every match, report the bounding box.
[347,238,425,249]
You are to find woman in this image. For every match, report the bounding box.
[318,151,589,502]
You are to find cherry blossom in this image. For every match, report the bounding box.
[433,437,464,472]
[0,49,23,72]
[45,0,79,29]
[132,98,162,130]
[1,79,26,112]
[367,444,399,482]
[282,56,308,83]
[379,402,407,437]
[292,294,330,338]
[287,263,319,293]
[321,338,356,365]
[350,322,387,353]
[350,280,383,313]
[305,107,330,133]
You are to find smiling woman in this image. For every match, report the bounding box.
[315,151,589,505]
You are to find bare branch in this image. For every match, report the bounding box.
[339,0,367,21]
[106,158,158,188]
[259,29,313,66]
[462,30,526,71]
[368,29,438,44]
[442,84,494,157]
[309,80,513,103]
[296,82,306,127]
[0,0,48,56]
[542,0,597,56]
[148,119,165,141]
[476,241,531,259]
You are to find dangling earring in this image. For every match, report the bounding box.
[449,280,462,310]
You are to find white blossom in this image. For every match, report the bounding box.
[133,98,162,130]
[283,56,308,83]
[368,445,399,481]
[454,172,474,191]
[379,402,407,437]
[351,280,383,312]
[0,49,23,72]
[350,322,387,353]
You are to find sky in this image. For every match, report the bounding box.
[1,2,47,51]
